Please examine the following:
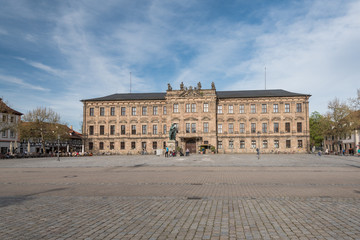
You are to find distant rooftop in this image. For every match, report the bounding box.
[82,89,310,102]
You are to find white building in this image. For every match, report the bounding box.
[0,99,22,155]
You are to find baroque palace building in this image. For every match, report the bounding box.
[81,82,310,154]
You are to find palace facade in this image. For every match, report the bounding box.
[81,83,310,154]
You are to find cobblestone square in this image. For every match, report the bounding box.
[1,154,360,239]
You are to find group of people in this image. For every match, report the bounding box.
[164,146,190,157]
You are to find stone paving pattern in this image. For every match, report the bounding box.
[1,154,360,239]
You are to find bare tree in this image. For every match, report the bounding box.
[20,107,68,154]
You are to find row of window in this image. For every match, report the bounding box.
[1,130,16,138]
[89,103,303,116]
[0,114,16,123]
[89,139,304,151]
[89,141,165,151]
[89,122,304,135]
[218,139,303,149]
[217,122,303,134]
[89,124,167,135]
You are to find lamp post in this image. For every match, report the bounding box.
[57,134,60,161]
[257,131,261,159]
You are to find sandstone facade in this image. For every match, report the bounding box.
[82,83,310,154]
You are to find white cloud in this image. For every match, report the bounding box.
[15,57,64,77]
[0,74,49,91]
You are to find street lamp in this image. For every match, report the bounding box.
[257,131,261,159]
[57,134,60,161]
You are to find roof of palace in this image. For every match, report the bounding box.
[82,89,310,102]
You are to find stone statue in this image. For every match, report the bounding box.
[167,83,172,91]
[197,82,202,90]
[211,82,216,90]
[180,82,184,90]
[169,123,177,140]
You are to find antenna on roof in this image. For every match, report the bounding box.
[130,72,132,93]
[264,66,267,90]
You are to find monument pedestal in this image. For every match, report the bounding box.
[167,140,176,152]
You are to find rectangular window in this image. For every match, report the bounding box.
[228,123,234,133]
[89,142,93,151]
[218,124,223,133]
[142,142,146,150]
[263,140,268,148]
[274,123,279,133]
[153,106,158,115]
[163,106,167,115]
[120,142,125,150]
[191,104,196,112]
[99,142,104,150]
[298,140,303,148]
[121,125,125,135]
[142,106,147,115]
[100,125,104,135]
[228,105,234,114]
[296,103,302,112]
[285,104,290,113]
[90,108,94,116]
[89,126,94,135]
[10,130,14,138]
[121,107,126,116]
[240,123,245,133]
[297,122,302,133]
[286,140,291,148]
[2,115,7,122]
[163,124,167,134]
[186,104,190,113]
[131,125,136,134]
[2,130,6,137]
[274,140,279,148]
[262,123,267,133]
[10,116,14,123]
[100,107,105,116]
[191,123,196,133]
[173,104,179,113]
[240,140,245,149]
[186,123,190,133]
[110,107,115,116]
[203,122,209,133]
[217,105,223,114]
[262,104,267,113]
[153,125,158,134]
[132,107,136,116]
[251,104,256,113]
[218,141,223,149]
[251,140,256,149]
[203,103,209,112]
[131,142,136,149]
[239,105,245,114]
[153,141,157,149]
[110,142,114,150]
[229,140,234,149]
[142,125,147,134]
[285,122,291,133]
[273,104,279,113]
[251,123,256,133]
[110,125,115,135]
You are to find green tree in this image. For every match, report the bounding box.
[309,111,329,148]
[20,107,68,153]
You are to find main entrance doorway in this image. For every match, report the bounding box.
[185,139,196,153]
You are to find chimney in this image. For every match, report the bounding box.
[70,125,73,130]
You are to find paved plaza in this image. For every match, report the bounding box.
[1,154,360,239]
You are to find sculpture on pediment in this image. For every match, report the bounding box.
[211,82,216,90]
[180,82,184,90]
[167,83,172,91]
[197,82,202,90]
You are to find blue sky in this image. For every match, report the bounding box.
[1,0,359,132]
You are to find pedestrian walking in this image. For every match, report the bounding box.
[165,146,169,157]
